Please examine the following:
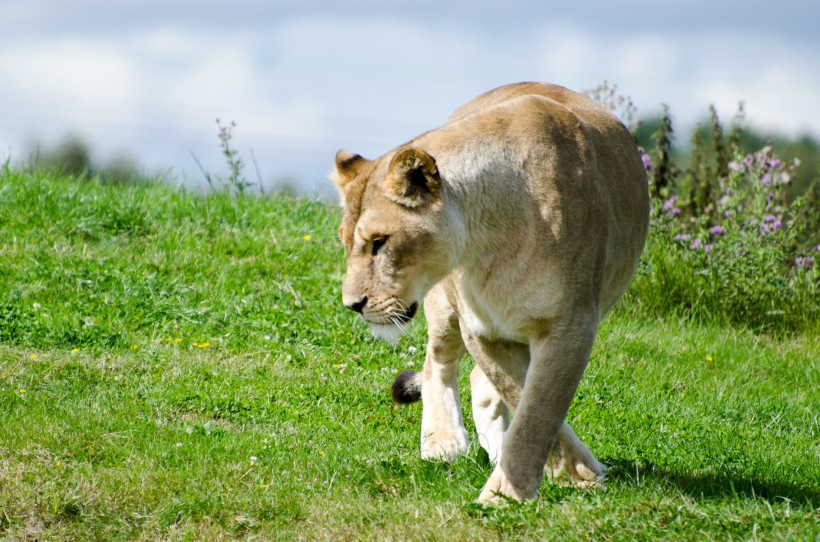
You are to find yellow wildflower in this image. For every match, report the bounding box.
[303,235,312,241]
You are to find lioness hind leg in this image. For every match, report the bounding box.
[546,422,606,489]
[469,365,509,464]
[419,285,469,460]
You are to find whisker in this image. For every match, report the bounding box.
[387,312,410,335]
[388,313,405,331]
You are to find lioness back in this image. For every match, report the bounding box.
[416,82,649,319]
[445,82,588,125]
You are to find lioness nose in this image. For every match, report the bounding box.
[345,296,368,314]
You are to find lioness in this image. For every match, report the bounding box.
[330,82,649,503]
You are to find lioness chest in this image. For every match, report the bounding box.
[446,268,564,344]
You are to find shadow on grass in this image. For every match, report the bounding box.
[602,457,820,507]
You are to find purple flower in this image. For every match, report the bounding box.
[724,210,733,218]
[816,244,820,252]
[691,238,702,250]
[710,225,725,236]
[704,244,713,253]
[641,153,653,171]
[795,256,814,268]
[759,217,782,235]
[761,175,772,185]
[674,233,691,242]
[662,196,678,211]
[767,158,781,169]
[662,196,680,217]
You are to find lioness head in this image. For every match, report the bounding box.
[330,147,459,343]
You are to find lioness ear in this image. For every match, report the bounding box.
[329,150,368,206]
[385,148,441,208]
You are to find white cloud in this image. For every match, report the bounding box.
[611,35,681,80]
[0,41,141,125]
[534,25,600,81]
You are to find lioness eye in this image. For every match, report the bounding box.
[371,236,387,256]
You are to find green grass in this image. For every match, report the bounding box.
[0,169,818,541]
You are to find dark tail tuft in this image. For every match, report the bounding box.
[392,370,422,404]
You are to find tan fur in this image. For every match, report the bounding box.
[330,82,649,503]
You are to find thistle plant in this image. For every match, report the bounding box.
[584,80,639,129]
[585,81,819,331]
[216,119,254,195]
[649,105,678,199]
[643,144,818,331]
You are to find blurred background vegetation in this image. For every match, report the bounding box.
[633,113,820,203]
[25,135,145,185]
[25,108,820,205]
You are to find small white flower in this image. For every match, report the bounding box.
[250,456,258,466]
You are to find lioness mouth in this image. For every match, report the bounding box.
[367,302,418,344]
[397,302,418,324]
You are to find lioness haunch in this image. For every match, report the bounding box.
[329,82,649,503]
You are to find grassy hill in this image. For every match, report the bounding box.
[0,168,817,541]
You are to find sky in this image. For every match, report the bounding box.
[2,0,819,198]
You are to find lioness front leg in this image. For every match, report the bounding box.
[417,285,469,460]
[464,333,604,494]
[472,314,600,503]
[471,364,603,485]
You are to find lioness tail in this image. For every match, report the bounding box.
[392,370,422,403]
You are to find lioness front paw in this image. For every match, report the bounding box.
[547,423,607,489]
[476,466,538,504]
[420,429,469,461]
